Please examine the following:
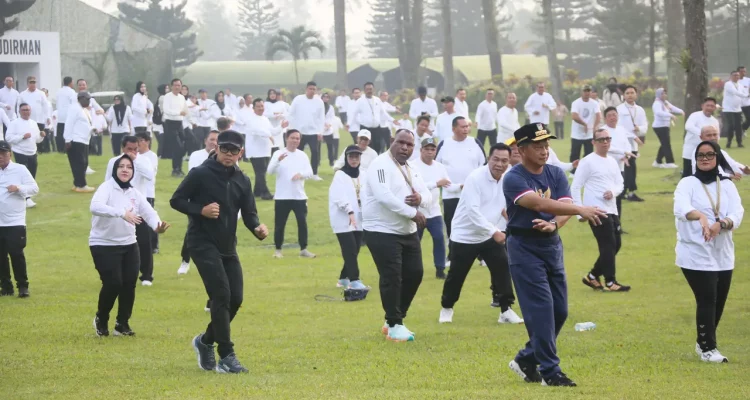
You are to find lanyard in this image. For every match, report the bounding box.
[352,177,361,206]
[388,151,414,192]
[701,177,721,222]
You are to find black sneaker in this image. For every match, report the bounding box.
[114,322,136,336]
[192,334,217,371]
[582,275,604,291]
[18,287,30,298]
[604,281,631,292]
[1,287,14,296]
[216,353,249,374]
[261,193,274,201]
[93,316,109,337]
[542,372,577,387]
[490,300,500,308]
[626,193,645,202]
[435,269,446,280]
[509,360,542,383]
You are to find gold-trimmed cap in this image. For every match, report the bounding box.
[513,123,556,145]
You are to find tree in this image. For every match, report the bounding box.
[541,0,562,100]
[648,0,658,77]
[683,0,708,114]
[441,0,454,93]
[236,0,279,61]
[266,26,326,85]
[195,1,237,61]
[0,0,35,37]
[334,0,347,90]
[117,0,202,67]
[585,0,651,74]
[424,0,513,57]
[665,0,685,108]
[395,0,424,88]
[365,0,398,58]
[482,0,504,79]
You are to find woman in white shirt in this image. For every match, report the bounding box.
[214,91,234,125]
[264,89,288,153]
[329,145,368,290]
[673,141,743,363]
[652,88,685,169]
[268,129,315,259]
[321,93,339,167]
[105,95,133,157]
[89,155,169,337]
[131,82,151,134]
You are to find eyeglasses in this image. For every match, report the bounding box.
[696,152,717,160]
[219,145,241,155]
[594,137,612,143]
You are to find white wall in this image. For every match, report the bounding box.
[0,31,62,99]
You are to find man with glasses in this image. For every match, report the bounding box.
[171,130,269,374]
[17,77,51,153]
[572,127,630,293]
[691,125,750,178]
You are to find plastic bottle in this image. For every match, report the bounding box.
[574,322,596,331]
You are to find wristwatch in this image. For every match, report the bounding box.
[720,220,728,230]
[551,220,558,231]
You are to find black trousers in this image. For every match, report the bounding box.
[194,126,210,149]
[185,127,200,156]
[0,226,28,290]
[89,134,103,156]
[340,111,348,124]
[134,126,148,135]
[111,133,125,156]
[350,131,359,144]
[477,129,497,147]
[274,200,308,250]
[624,151,638,192]
[682,158,693,179]
[91,243,140,324]
[250,157,271,197]
[36,123,50,153]
[570,139,593,166]
[365,230,423,326]
[147,198,159,251]
[554,121,564,139]
[442,239,515,311]
[337,231,364,281]
[155,131,164,157]
[723,112,743,147]
[298,135,321,175]
[163,120,184,172]
[741,106,750,131]
[191,246,243,359]
[589,214,621,282]
[364,126,388,154]
[323,135,339,166]
[654,127,675,163]
[443,198,460,258]
[55,123,66,153]
[12,152,37,178]
[682,268,733,352]
[135,220,154,282]
[67,141,89,188]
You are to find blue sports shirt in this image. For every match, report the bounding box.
[503,164,572,230]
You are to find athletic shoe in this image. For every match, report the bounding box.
[381,321,415,336]
[75,186,95,193]
[311,175,323,181]
[499,308,524,324]
[1,287,14,296]
[141,280,153,287]
[86,167,96,175]
[509,360,542,383]
[582,274,604,290]
[18,287,30,298]
[205,300,211,312]
[273,250,283,258]
[479,260,487,267]
[113,322,135,336]
[626,193,645,202]
[652,161,662,168]
[542,372,577,387]
[26,198,36,208]
[337,279,350,288]
[604,281,631,292]
[348,280,368,290]
[490,299,500,308]
[700,348,728,363]
[299,249,316,258]
[216,353,249,374]
[386,324,415,342]
[439,308,454,323]
[177,262,190,275]
[93,316,109,337]
[261,194,274,201]
[664,163,679,169]
[436,269,446,279]
[192,334,217,371]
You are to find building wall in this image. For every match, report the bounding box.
[0,31,62,97]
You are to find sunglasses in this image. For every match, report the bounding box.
[594,137,612,143]
[219,145,241,155]
[696,152,717,160]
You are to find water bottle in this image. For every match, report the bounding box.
[574,322,596,332]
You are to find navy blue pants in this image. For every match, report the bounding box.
[507,235,568,379]
[417,216,446,270]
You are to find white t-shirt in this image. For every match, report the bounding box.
[412,159,450,218]
[570,98,601,140]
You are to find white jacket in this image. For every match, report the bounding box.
[89,179,161,246]
[328,170,363,233]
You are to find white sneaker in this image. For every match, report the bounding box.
[177,262,190,275]
[652,161,661,168]
[700,348,728,363]
[479,260,487,267]
[439,308,454,323]
[445,260,451,268]
[86,167,95,175]
[273,250,283,258]
[499,308,524,324]
[664,163,679,169]
[312,175,323,181]
[141,280,153,287]
[25,198,36,208]
[299,249,316,258]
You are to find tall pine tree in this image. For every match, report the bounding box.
[117,0,202,67]
[365,0,398,58]
[423,0,513,57]
[194,0,237,61]
[585,0,651,74]
[236,0,280,60]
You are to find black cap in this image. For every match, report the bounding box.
[0,140,10,152]
[344,145,363,155]
[217,130,244,149]
[513,123,556,145]
[417,86,427,95]
[441,96,454,103]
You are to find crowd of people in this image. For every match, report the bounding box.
[0,69,747,382]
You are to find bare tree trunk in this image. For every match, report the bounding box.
[649,0,657,77]
[683,0,707,114]
[481,0,503,79]
[396,0,423,89]
[541,0,562,100]
[334,0,348,90]
[665,0,686,108]
[441,0,454,93]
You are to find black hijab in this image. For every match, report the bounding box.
[341,145,361,178]
[112,154,134,189]
[606,78,619,95]
[267,89,278,104]
[323,95,331,115]
[113,95,126,126]
[215,91,226,114]
[157,84,168,96]
[134,81,145,96]
[694,141,733,184]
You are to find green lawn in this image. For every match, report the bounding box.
[2,114,750,399]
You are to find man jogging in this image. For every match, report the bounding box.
[170,130,269,374]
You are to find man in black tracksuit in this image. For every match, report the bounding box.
[170,130,269,374]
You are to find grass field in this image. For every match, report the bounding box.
[2,114,750,400]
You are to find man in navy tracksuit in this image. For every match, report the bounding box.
[503,123,606,387]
